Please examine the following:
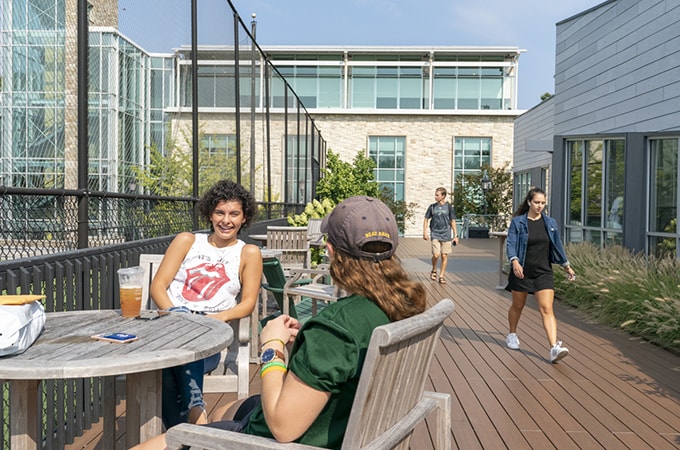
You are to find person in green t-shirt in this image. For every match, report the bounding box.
[133,196,426,450]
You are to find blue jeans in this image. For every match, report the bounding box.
[162,352,221,429]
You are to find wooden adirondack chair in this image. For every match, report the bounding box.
[139,254,251,399]
[306,218,324,247]
[266,226,310,273]
[165,298,455,450]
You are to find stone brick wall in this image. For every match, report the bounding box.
[171,112,515,236]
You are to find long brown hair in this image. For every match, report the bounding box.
[328,243,426,321]
[514,187,546,217]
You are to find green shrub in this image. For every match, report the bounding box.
[555,242,680,351]
[287,199,335,267]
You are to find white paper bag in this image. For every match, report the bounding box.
[0,301,46,356]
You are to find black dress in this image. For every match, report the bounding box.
[506,216,554,293]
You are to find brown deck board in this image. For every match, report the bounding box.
[67,237,680,449]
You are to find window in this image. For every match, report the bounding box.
[648,138,679,258]
[202,134,237,159]
[200,134,237,177]
[350,66,426,110]
[285,135,313,204]
[513,171,532,210]
[368,136,405,201]
[272,65,342,109]
[181,64,258,108]
[565,139,625,247]
[453,137,491,184]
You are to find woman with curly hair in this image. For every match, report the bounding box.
[134,196,426,449]
[150,179,262,427]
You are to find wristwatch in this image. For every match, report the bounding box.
[259,347,286,364]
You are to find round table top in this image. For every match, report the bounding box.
[0,309,232,380]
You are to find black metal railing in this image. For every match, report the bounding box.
[0,237,173,449]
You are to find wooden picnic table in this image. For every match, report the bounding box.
[0,309,232,449]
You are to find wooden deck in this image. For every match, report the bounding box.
[68,237,680,449]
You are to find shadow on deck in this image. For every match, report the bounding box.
[68,237,680,449]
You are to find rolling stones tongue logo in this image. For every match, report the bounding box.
[182,263,229,301]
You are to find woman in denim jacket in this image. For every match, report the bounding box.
[505,187,576,363]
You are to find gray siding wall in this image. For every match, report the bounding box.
[554,0,680,135]
[513,97,555,172]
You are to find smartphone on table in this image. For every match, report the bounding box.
[91,333,138,344]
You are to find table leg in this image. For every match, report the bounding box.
[126,369,163,448]
[496,236,507,290]
[102,376,117,445]
[9,379,40,450]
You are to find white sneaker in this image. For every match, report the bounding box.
[506,333,520,350]
[550,341,569,363]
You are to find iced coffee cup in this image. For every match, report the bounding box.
[117,266,145,318]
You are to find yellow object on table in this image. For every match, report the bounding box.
[0,295,46,305]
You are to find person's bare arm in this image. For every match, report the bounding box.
[209,244,262,322]
[257,316,330,442]
[262,370,331,442]
[451,219,459,244]
[149,232,195,310]
[423,217,430,240]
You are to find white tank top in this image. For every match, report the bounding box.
[166,233,245,313]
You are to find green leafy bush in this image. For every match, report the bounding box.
[555,242,680,351]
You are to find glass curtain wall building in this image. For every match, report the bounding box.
[265,49,517,112]
[175,45,522,234]
[1,0,168,237]
[2,0,520,238]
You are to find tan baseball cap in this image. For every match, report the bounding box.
[321,196,399,261]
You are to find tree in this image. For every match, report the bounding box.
[541,92,554,102]
[315,151,381,203]
[130,125,258,234]
[133,124,255,198]
[452,163,513,217]
[314,150,418,233]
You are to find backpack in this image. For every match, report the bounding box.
[427,202,453,222]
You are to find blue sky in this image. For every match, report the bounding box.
[119,0,603,110]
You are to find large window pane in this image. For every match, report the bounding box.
[458,68,480,109]
[649,139,678,234]
[368,136,405,201]
[433,67,456,109]
[567,138,626,248]
[585,141,603,227]
[350,67,376,108]
[567,141,583,226]
[286,135,312,204]
[318,66,342,108]
[605,140,625,230]
[453,137,492,184]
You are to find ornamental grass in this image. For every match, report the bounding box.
[554,242,680,351]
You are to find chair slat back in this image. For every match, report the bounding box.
[139,253,164,309]
[341,299,455,450]
[307,218,324,245]
[266,226,310,271]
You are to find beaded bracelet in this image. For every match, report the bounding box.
[260,338,286,349]
[260,361,288,378]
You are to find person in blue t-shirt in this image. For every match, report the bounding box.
[423,187,459,284]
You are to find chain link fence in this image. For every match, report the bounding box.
[0,189,194,260]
